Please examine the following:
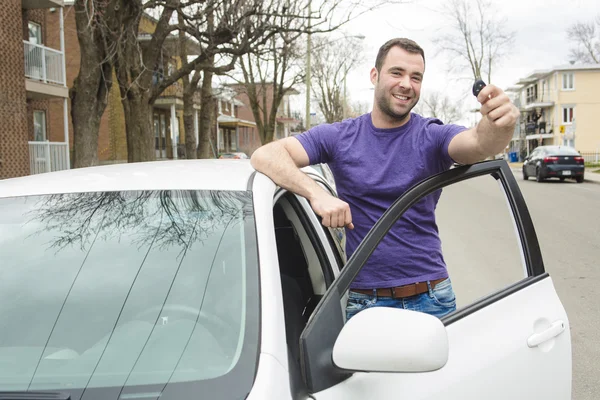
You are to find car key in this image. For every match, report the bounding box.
[472,79,486,97]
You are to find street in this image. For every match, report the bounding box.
[435,169,600,400]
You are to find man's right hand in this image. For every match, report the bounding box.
[309,192,354,230]
[250,137,354,230]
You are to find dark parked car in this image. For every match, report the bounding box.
[522,146,585,183]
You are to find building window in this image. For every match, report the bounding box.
[562,107,574,124]
[562,73,574,90]
[28,22,42,45]
[33,111,46,141]
[526,85,538,103]
[563,137,575,148]
[231,130,238,151]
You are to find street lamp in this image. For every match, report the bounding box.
[305,0,312,131]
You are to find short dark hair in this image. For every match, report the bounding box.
[375,38,425,72]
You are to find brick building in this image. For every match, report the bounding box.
[0,0,69,179]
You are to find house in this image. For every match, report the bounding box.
[225,83,300,155]
[0,0,69,179]
[214,86,259,156]
[507,64,600,159]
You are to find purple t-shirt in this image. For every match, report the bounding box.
[296,113,466,289]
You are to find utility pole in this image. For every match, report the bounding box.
[305,0,311,131]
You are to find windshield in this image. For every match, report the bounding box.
[0,190,259,400]
[543,146,580,156]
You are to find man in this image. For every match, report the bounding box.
[251,38,519,320]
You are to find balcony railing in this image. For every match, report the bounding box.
[23,41,65,85]
[159,82,184,98]
[29,141,70,175]
[525,90,554,105]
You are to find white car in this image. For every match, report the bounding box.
[305,163,337,191]
[0,159,571,400]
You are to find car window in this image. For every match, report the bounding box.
[0,190,259,400]
[343,173,527,311]
[548,147,580,155]
[435,175,526,306]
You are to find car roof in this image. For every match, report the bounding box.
[538,145,580,153]
[0,160,256,198]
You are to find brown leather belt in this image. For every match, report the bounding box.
[351,277,447,299]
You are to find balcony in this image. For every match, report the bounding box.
[521,89,554,110]
[159,82,184,98]
[22,0,63,9]
[28,141,70,175]
[23,41,68,99]
[153,75,184,109]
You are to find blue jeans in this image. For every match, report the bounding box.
[346,278,457,321]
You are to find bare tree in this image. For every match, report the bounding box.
[178,4,239,159]
[197,64,218,159]
[28,190,251,255]
[112,0,267,162]
[70,0,281,165]
[567,16,600,64]
[233,0,401,144]
[434,0,515,83]
[69,0,116,168]
[419,92,463,124]
[237,31,306,144]
[311,35,365,123]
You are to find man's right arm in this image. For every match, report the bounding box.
[250,137,354,229]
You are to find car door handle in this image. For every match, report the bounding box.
[527,321,565,348]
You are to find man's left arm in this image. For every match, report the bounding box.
[448,84,520,165]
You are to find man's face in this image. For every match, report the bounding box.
[371,46,425,123]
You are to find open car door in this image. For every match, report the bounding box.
[299,160,571,400]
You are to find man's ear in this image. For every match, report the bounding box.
[370,67,378,85]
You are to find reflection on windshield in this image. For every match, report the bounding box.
[0,190,259,400]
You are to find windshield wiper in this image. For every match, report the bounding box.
[0,392,70,400]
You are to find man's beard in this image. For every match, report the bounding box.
[375,90,417,124]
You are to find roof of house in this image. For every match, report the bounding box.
[511,63,600,88]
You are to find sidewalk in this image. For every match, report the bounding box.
[507,162,600,183]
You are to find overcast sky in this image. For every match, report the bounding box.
[293,0,599,125]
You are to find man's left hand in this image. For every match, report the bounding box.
[476,84,519,130]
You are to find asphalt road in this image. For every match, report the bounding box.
[434,170,600,400]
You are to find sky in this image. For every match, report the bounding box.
[292,0,599,126]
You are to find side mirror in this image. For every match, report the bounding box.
[332,307,448,373]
